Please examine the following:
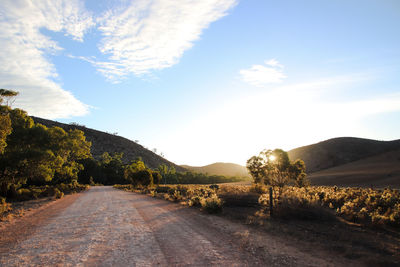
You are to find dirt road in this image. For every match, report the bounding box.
[0,186,349,266]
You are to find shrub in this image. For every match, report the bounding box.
[155,185,172,193]
[0,197,12,216]
[172,190,183,202]
[149,190,157,197]
[176,185,188,196]
[189,195,202,207]
[16,188,34,201]
[54,188,64,199]
[273,194,336,221]
[114,184,133,191]
[39,186,56,197]
[209,184,219,191]
[257,186,400,227]
[201,194,223,214]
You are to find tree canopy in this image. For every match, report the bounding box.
[0,89,17,154]
[0,89,18,106]
[246,149,308,187]
[0,102,92,195]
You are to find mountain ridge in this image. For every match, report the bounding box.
[31,117,186,172]
[288,137,400,173]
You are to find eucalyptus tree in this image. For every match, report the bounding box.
[247,149,308,187]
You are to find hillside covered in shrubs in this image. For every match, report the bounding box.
[32,116,185,171]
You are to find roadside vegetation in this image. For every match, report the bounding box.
[0,89,94,217]
[115,148,400,229]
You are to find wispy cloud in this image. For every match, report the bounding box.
[239,59,287,87]
[0,0,93,118]
[0,0,238,117]
[94,0,237,82]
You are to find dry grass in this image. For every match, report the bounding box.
[309,149,400,188]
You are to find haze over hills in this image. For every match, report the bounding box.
[181,162,251,177]
[288,137,400,173]
[32,117,186,172]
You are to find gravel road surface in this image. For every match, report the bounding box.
[0,186,349,266]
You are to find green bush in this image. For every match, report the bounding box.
[131,169,153,186]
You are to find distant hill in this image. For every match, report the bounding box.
[181,162,251,177]
[288,137,400,173]
[309,149,400,188]
[32,117,185,171]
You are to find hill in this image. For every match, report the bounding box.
[32,117,185,171]
[181,162,251,177]
[308,149,400,188]
[288,137,400,173]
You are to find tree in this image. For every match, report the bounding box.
[100,152,125,185]
[151,171,162,185]
[0,89,18,154]
[50,127,92,184]
[246,148,309,187]
[157,164,177,184]
[124,158,147,185]
[131,169,153,187]
[0,89,18,107]
[0,112,11,154]
[246,155,265,184]
[289,159,308,187]
[0,109,49,188]
[0,108,91,189]
[78,157,101,185]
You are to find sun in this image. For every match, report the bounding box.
[269,155,276,161]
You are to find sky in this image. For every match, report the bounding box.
[1,0,399,166]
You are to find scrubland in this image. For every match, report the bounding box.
[115,183,400,228]
[115,183,400,265]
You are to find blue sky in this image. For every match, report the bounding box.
[1,0,399,166]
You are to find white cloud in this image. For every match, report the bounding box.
[239,59,287,87]
[0,0,94,118]
[94,0,237,81]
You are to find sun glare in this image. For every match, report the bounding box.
[269,155,276,161]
